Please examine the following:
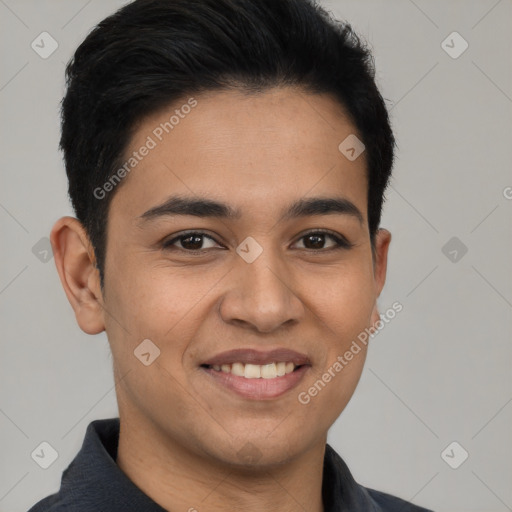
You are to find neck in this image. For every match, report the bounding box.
[116,413,326,512]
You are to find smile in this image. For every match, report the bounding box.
[203,361,299,379]
[200,363,310,400]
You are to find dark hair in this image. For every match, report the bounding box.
[60,0,395,287]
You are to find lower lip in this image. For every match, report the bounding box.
[201,365,310,400]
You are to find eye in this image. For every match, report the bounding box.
[293,230,353,250]
[162,231,223,252]
[162,229,353,254]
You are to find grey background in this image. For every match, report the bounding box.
[1,0,511,511]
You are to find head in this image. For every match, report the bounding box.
[52,0,395,467]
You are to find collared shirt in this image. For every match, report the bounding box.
[28,417,434,511]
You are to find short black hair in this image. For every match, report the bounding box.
[60,0,395,287]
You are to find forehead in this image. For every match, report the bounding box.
[110,87,368,221]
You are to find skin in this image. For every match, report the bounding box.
[51,87,391,512]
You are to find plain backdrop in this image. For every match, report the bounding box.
[1,1,511,511]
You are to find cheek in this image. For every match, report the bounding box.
[102,258,230,386]
[105,252,214,334]
[300,265,373,409]
[103,263,203,420]
[299,276,372,428]
[306,263,375,341]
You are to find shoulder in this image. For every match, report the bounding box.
[26,493,67,512]
[323,444,434,512]
[365,486,435,511]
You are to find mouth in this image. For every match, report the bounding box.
[199,348,311,400]
[200,361,306,379]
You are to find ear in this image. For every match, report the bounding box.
[370,228,392,326]
[50,216,105,334]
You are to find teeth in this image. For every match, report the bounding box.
[231,362,245,377]
[244,364,261,379]
[260,363,277,379]
[208,362,299,378]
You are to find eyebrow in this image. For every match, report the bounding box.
[138,195,364,225]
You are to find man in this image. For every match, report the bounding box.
[29,0,434,510]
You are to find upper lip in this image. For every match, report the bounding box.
[202,348,311,367]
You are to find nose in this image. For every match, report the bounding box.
[219,248,305,334]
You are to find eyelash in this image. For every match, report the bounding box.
[161,229,354,254]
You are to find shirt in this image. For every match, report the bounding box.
[28,417,434,512]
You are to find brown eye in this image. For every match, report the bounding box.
[294,231,353,250]
[303,233,327,249]
[163,232,221,252]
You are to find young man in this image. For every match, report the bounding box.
[29,0,434,510]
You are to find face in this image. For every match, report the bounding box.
[54,87,390,467]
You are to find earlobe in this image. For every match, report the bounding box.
[369,228,391,329]
[50,216,105,335]
[370,303,380,327]
[373,228,391,297]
